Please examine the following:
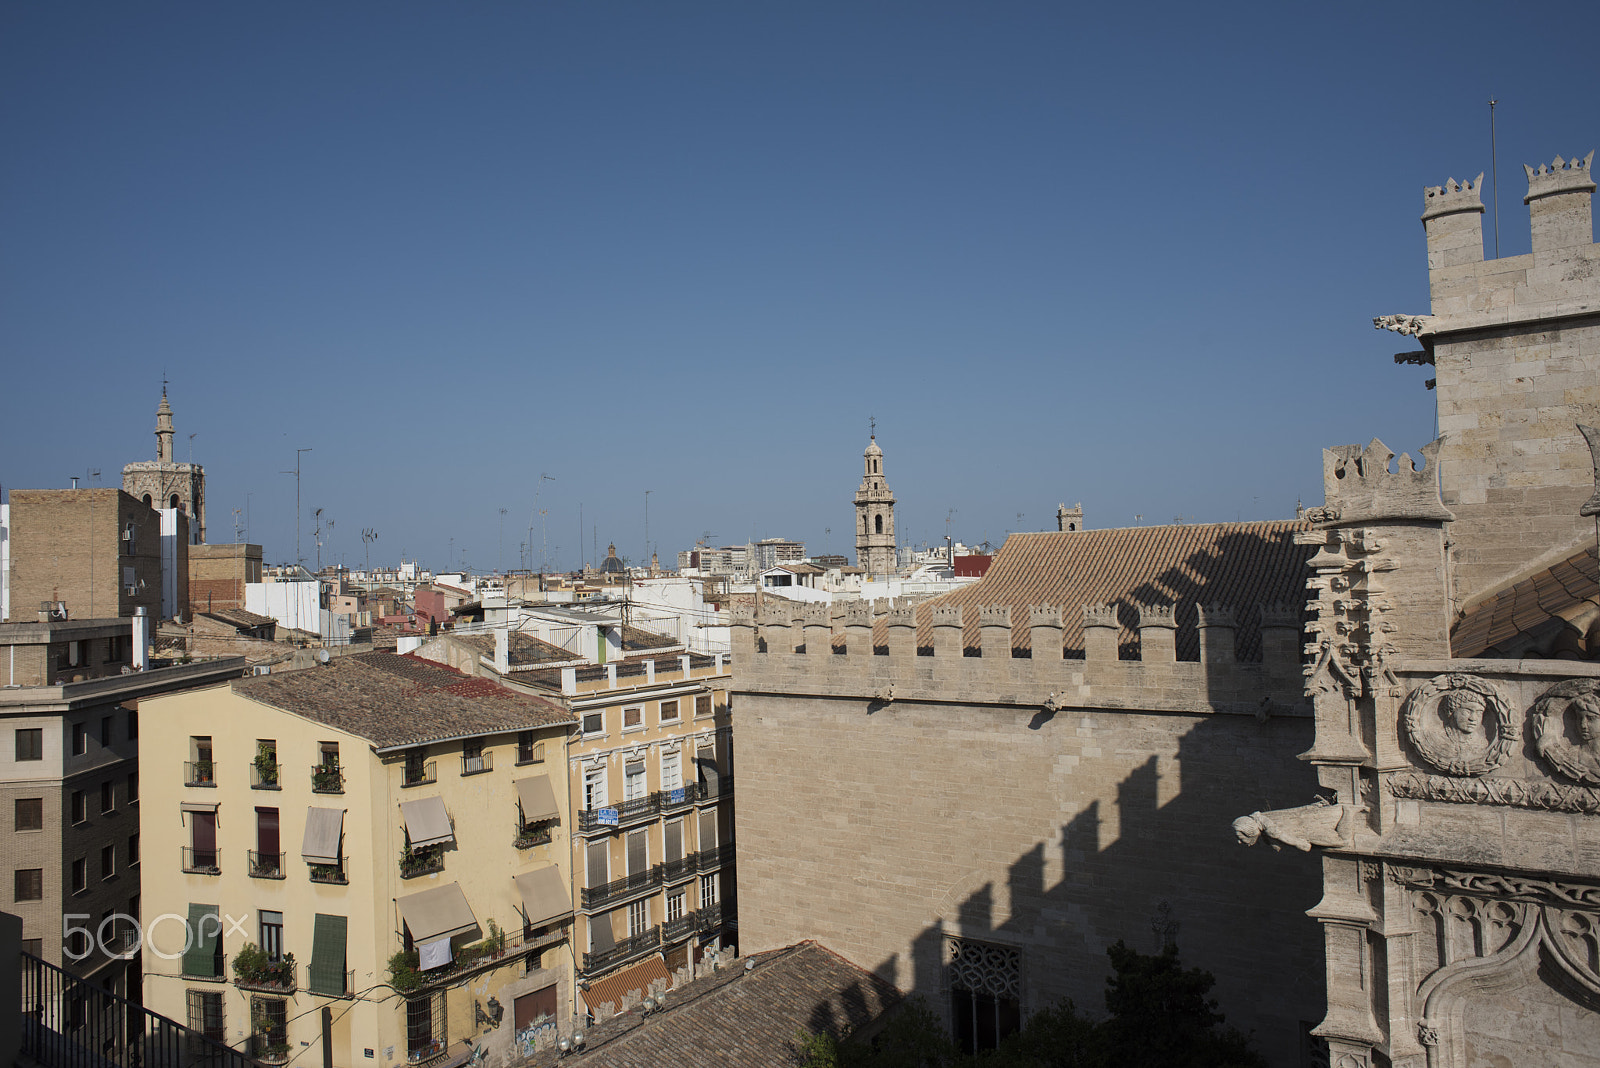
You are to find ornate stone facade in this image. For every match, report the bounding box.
[853,434,896,577]
[121,389,206,544]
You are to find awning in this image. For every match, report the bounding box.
[513,866,572,929]
[183,904,219,977]
[397,882,478,944]
[399,797,454,848]
[582,955,670,1014]
[302,808,345,865]
[180,801,218,814]
[514,775,560,823]
[308,914,347,996]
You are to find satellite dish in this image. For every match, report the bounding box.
[317,649,331,665]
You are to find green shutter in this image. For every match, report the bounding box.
[309,914,347,996]
[183,904,219,977]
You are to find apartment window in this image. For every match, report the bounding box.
[101,844,116,880]
[189,809,218,870]
[661,751,682,792]
[129,893,140,921]
[187,990,225,1044]
[101,781,114,815]
[700,873,717,908]
[72,858,88,894]
[15,798,43,832]
[583,766,607,810]
[15,728,43,761]
[623,707,642,729]
[261,911,284,961]
[667,890,685,924]
[101,716,114,747]
[71,790,86,825]
[127,772,138,804]
[22,938,43,957]
[582,712,604,735]
[127,709,138,740]
[250,996,288,1057]
[72,723,88,756]
[624,761,646,802]
[14,869,43,901]
[462,738,488,775]
[695,694,712,718]
[586,840,609,888]
[659,700,679,723]
[517,731,543,765]
[129,833,140,866]
[627,899,649,938]
[190,736,214,785]
[665,819,684,864]
[626,828,648,876]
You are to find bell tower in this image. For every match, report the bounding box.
[122,387,207,544]
[853,427,897,577]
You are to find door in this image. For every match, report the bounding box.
[514,984,557,1030]
[192,811,217,867]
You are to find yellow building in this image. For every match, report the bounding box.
[140,651,577,1067]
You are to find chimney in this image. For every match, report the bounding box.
[494,627,509,674]
[133,607,150,671]
[1524,152,1595,256]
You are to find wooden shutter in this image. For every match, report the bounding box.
[256,808,279,856]
[627,829,647,875]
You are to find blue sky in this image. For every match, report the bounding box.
[3,2,1596,572]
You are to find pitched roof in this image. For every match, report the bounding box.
[621,625,679,652]
[913,521,1313,659]
[231,650,573,749]
[528,942,899,1067]
[448,631,582,668]
[198,608,277,630]
[1451,546,1600,660]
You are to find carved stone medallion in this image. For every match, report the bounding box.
[1530,678,1600,786]
[1401,673,1518,776]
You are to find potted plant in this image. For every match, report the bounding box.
[254,742,279,786]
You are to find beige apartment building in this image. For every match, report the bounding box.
[139,651,577,1068]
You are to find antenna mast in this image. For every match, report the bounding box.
[1489,99,1501,258]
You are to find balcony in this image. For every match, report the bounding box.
[250,762,281,789]
[248,850,286,880]
[401,760,437,788]
[184,761,217,788]
[399,848,444,879]
[690,843,735,871]
[513,823,554,850]
[661,911,698,944]
[311,764,345,794]
[658,782,704,813]
[182,847,221,874]
[309,861,348,885]
[580,865,662,911]
[696,904,724,932]
[182,954,227,982]
[304,963,355,998]
[577,793,659,834]
[460,751,493,777]
[698,774,734,801]
[661,856,696,883]
[582,926,660,975]
[233,956,296,994]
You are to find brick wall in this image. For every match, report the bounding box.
[7,490,162,622]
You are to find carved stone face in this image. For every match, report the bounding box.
[1573,694,1600,753]
[1441,690,1484,736]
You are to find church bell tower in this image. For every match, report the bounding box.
[854,431,897,577]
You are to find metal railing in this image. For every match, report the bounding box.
[581,926,660,974]
[250,762,281,789]
[303,964,355,998]
[399,850,444,879]
[401,761,436,788]
[184,761,216,787]
[248,850,285,879]
[461,751,493,776]
[181,847,221,874]
[580,866,662,910]
[182,954,228,982]
[513,824,553,849]
[20,950,255,1068]
[690,843,735,871]
[661,911,697,944]
[310,764,344,793]
[309,861,348,885]
[233,959,296,994]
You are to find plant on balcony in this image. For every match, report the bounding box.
[250,853,282,878]
[191,759,214,782]
[399,843,442,877]
[387,949,423,993]
[233,943,296,990]
[311,763,342,791]
[254,744,279,786]
[309,863,345,883]
[513,821,553,849]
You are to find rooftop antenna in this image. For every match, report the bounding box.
[281,447,312,568]
[233,508,244,543]
[498,508,508,575]
[1489,99,1501,258]
[88,468,101,486]
[362,528,378,572]
[644,489,651,569]
[188,432,197,465]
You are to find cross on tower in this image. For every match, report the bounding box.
[869,415,876,437]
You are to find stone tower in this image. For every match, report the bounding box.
[854,435,896,577]
[122,388,206,544]
[1056,502,1084,532]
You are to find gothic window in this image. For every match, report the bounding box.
[875,514,883,535]
[945,937,1022,1054]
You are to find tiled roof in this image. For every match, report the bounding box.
[911,521,1313,660]
[449,631,581,667]
[1451,547,1600,659]
[621,626,679,651]
[528,942,899,1067]
[199,608,277,630]
[231,651,573,749]
[583,956,672,1015]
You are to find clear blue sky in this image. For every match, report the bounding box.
[3,2,1596,572]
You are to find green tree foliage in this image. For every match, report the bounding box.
[800,943,1267,1068]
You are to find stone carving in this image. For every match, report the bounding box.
[1388,769,1600,814]
[1390,866,1600,909]
[1416,1020,1439,1047]
[873,685,895,705]
[1579,424,1600,518]
[1305,638,1362,700]
[1301,504,1342,523]
[1042,692,1068,713]
[1400,674,1518,776]
[1233,797,1358,852]
[1373,314,1434,337]
[1530,678,1600,785]
[1321,439,1454,525]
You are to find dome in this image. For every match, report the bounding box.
[864,436,883,457]
[600,542,627,574]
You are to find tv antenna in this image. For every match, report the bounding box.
[1489,99,1501,258]
[362,528,378,572]
[281,447,312,568]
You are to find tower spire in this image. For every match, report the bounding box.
[155,388,175,464]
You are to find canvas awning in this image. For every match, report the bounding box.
[301,808,345,865]
[308,914,347,996]
[514,775,560,823]
[399,796,454,848]
[513,866,573,929]
[397,882,478,944]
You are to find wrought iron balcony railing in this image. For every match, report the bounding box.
[402,760,437,788]
[182,846,221,874]
[248,850,286,879]
[581,926,660,974]
[311,764,345,794]
[580,865,663,910]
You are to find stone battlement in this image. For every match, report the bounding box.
[730,601,1307,717]
[1523,151,1595,202]
[1319,438,1454,525]
[1421,173,1485,222]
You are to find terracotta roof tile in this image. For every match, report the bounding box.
[449,632,581,667]
[915,521,1313,659]
[1452,547,1600,659]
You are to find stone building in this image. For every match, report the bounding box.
[1253,152,1600,1067]
[122,388,206,544]
[731,522,1327,1064]
[854,435,896,578]
[6,488,180,622]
